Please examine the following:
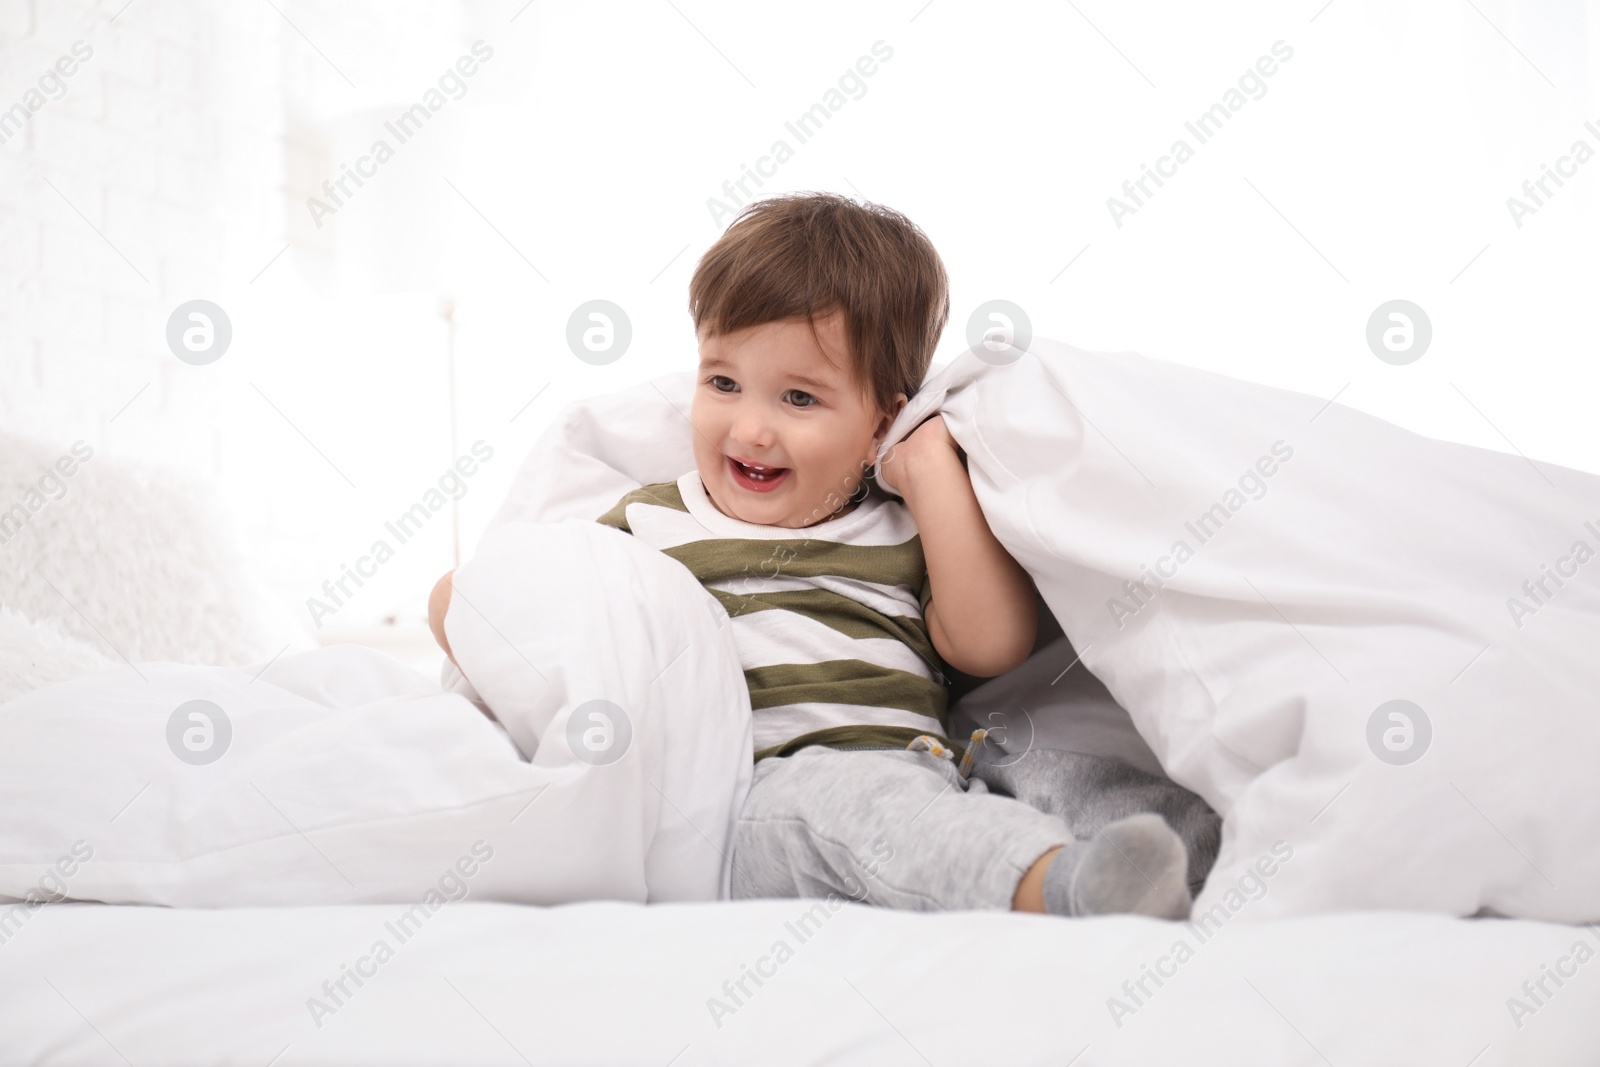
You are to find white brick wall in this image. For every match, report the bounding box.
[3,0,486,657]
[0,0,285,472]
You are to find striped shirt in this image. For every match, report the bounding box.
[596,471,960,763]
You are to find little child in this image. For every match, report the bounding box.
[574,193,1193,918]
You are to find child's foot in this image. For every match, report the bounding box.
[1042,813,1192,920]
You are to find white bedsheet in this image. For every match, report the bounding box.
[1,899,1595,1066]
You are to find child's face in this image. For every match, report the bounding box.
[691,311,906,529]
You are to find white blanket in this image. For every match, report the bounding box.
[0,520,752,907]
[8,336,1596,925]
[487,339,1600,923]
[873,341,1600,923]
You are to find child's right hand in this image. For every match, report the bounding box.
[878,413,960,498]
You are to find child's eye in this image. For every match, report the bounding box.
[786,390,817,408]
[708,375,735,392]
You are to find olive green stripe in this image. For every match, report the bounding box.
[746,660,948,721]
[596,483,932,616]
[666,535,925,594]
[595,483,958,765]
[598,485,925,584]
[594,481,690,531]
[707,588,940,675]
[594,499,631,531]
[753,725,966,764]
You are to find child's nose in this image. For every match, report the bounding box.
[731,412,776,449]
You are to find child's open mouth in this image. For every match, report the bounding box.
[728,456,790,493]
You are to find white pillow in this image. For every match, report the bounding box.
[0,607,113,707]
[874,339,1600,923]
[483,371,699,534]
[0,431,314,691]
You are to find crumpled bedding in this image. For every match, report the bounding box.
[479,337,1600,922]
[0,520,752,907]
[873,340,1600,923]
[10,333,1596,925]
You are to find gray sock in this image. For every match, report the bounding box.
[970,746,1222,896]
[1042,813,1192,920]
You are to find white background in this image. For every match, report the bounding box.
[2,0,1596,675]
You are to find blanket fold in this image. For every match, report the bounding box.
[0,520,752,907]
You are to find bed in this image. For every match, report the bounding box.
[3,339,1597,1065]
[4,897,1594,1065]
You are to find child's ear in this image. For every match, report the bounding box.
[876,392,909,444]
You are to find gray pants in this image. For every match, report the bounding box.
[728,745,1072,912]
[728,744,1224,911]
[968,747,1222,896]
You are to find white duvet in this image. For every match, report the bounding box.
[874,341,1600,923]
[4,337,1597,927]
[488,337,1600,924]
[0,521,752,908]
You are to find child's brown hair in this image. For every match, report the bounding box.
[688,192,949,417]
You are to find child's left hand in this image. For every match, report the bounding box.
[877,413,961,496]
